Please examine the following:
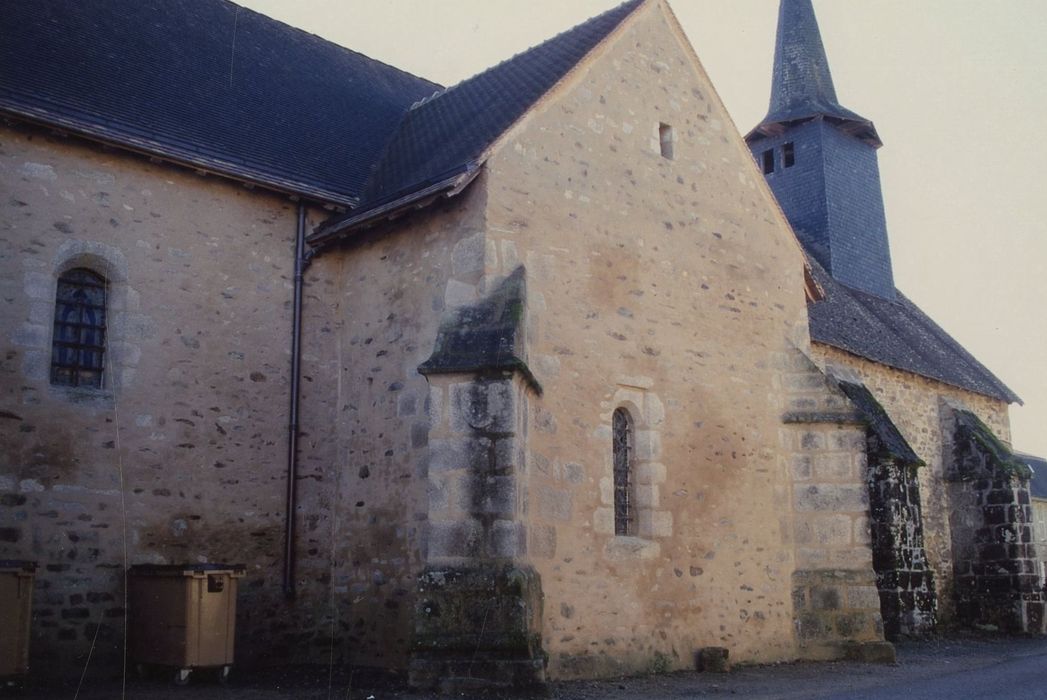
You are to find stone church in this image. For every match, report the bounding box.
[1,0,1040,690]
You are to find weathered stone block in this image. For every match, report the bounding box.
[604,536,660,561]
[593,507,614,535]
[444,279,478,308]
[451,233,486,281]
[475,476,517,517]
[813,453,854,480]
[796,611,834,641]
[847,585,882,611]
[810,586,841,611]
[634,430,662,461]
[428,519,483,560]
[634,484,659,509]
[449,379,515,434]
[411,564,545,691]
[795,484,867,513]
[490,520,524,558]
[695,646,730,673]
[529,524,556,559]
[635,462,666,485]
[535,485,572,522]
[429,437,492,474]
[810,515,854,547]
[637,509,672,538]
[792,455,813,480]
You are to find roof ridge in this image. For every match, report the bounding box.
[228,0,443,92]
[407,0,644,114]
[358,0,644,205]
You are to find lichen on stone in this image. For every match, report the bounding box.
[954,409,1031,479]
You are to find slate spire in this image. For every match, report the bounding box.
[752,0,879,146]
[746,0,896,299]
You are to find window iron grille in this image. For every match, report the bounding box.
[613,408,634,536]
[50,268,107,388]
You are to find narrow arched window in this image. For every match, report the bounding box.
[51,268,107,388]
[613,408,634,536]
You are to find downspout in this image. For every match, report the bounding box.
[284,202,311,599]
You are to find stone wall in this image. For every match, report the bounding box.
[0,123,335,676]
[813,345,1012,624]
[292,186,492,670]
[479,1,814,677]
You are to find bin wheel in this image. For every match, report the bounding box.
[174,668,192,686]
[218,666,231,685]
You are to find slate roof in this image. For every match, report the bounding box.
[0,0,441,206]
[748,0,879,146]
[1017,453,1047,500]
[808,258,1021,404]
[313,0,645,241]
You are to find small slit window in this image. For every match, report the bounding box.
[50,268,107,388]
[761,148,775,174]
[659,123,675,160]
[783,142,796,168]
[613,408,635,536]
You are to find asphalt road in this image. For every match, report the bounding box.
[11,634,1047,699]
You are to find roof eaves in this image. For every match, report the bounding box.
[814,338,1019,406]
[308,162,483,248]
[2,102,359,208]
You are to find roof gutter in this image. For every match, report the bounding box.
[308,162,483,250]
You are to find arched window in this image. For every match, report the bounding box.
[613,408,634,536]
[50,268,107,388]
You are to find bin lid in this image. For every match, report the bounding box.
[129,563,246,575]
[0,560,37,572]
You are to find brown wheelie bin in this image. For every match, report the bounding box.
[0,560,36,688]
[128,564,245,685]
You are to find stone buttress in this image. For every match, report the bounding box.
[836,381,936,639]
[411,267,547,692]
[943,405,1046,634]
[781,350,896,661]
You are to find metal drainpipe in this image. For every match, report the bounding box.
[284,202,310,599]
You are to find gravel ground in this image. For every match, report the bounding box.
[9,633,1047,699]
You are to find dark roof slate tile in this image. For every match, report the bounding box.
[1018,453,1047,500]
[0,0,440,205]
[355,0,645,210]
[808,257,1020,404]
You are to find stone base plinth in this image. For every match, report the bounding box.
[409,564,546,692]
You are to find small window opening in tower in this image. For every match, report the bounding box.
[761,148,775,174]
[659,123,675,160]
[783,142,796,168]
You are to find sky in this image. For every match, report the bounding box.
[235,0,1047,458]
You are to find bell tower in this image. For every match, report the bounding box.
[747,0,896,300]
